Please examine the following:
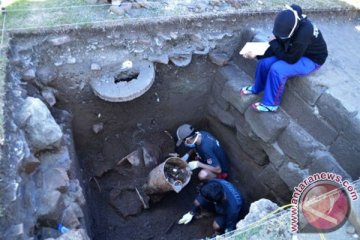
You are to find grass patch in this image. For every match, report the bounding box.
[0,0,354,31]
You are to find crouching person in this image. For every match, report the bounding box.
[178,179,243,236]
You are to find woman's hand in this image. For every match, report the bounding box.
[242,51,257,59]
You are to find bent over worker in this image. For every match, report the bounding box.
[241,4,328,112]
[176,124,229,181]
[178,179,243,235]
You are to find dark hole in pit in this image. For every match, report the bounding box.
[114,70,140,83]
[60,56,282,240]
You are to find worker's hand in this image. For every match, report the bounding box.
[178,212,194,224]
[188,161,199,170]
[242,51,256,59]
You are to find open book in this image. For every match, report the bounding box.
[239,42,270,56]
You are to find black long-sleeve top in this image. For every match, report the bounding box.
[261,17,328,65]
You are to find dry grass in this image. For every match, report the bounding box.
[0,0,356,31]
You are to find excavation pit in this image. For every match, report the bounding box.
[2,9,359,240]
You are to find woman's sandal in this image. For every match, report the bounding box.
[240,85,254,96]
[252,102,279,112]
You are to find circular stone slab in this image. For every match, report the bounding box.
[90,60,155,102]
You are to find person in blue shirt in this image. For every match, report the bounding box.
[178,179,243,235]
[176,124,229,181]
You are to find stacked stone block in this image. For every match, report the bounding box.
[206,45,356,204]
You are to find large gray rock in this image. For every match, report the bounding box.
[230,107,252,137]
[37,189,63,219]
[209,52,230,66]
[68,180,86,206]
[277,121,325,167]
[317,93,360,152]
[4,224,24,239]
[39,146,72,171]
[36,66,58,85]
[18,133,40,173]
[221,77,261,114]
[236,131,268,166]
[236,198,279,229]
[258,164,291,200]
[314,147,353,180]
[278,162,309,189]
[42,167,70,193]
[245,108,289,143]
[217,63,243,82]
[286,74,327,106]
[169,53,192,67]
[282,89,337,146]
[343,113,360,152]
[56,229,90,240]
[261,142,289,169]
[211,77,230,109]
[207,101,235,128]
[147,54,169,64]
[62,203,84,229]
[17,97,63,151]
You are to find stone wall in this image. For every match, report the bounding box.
[0,75,88,239]
[206,23,359,204]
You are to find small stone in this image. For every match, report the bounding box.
[170,32,178,39]
[209,52,230,66]
[347,225,356,234]
[92,122,104,134]
[91,63,101,71]
[21,155,40,174]
[5,224,24,238]
[120,2,132,12]
[228,0,242,9]
[54,61,63,67]
[67,57,76,64]
[41,88,57,107]
[147,54,169,64]
[112,0,123,5]
[48,35,71,46]
[169,54,192,67]
[132,3,142,9]
[37,66,58,86]
[43,167,70,193]
[209,0,221,6]
[109,5,125,15]
[22,68,36,81]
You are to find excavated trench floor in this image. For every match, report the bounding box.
[68,82,252,239]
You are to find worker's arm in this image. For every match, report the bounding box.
[197,161,222,174]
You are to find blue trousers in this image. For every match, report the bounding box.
[252,56,320,106]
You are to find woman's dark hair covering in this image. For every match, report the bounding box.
[200,181,224,203]
[273,5,302,39]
